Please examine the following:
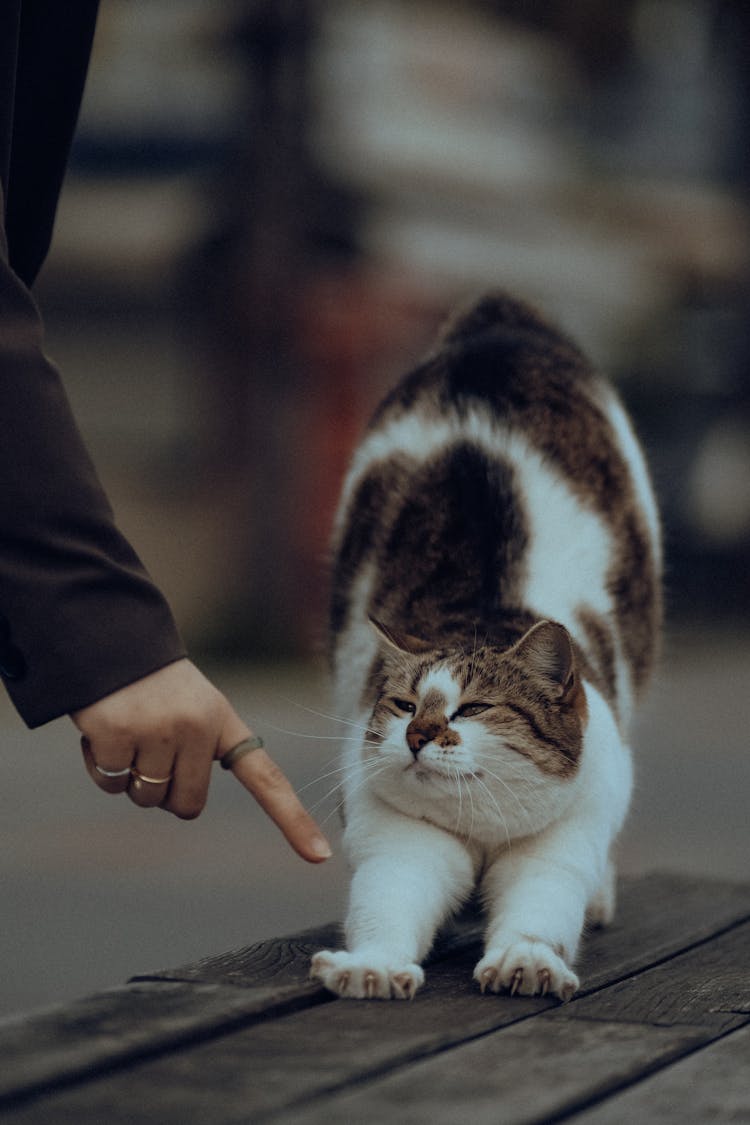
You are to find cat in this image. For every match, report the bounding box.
[311,292,661,1001]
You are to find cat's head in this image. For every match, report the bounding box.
[362,617,588,840]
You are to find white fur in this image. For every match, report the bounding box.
[313,666,633,1001]
[314,395,644,1002]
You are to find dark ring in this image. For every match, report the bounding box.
[220,736,264,770]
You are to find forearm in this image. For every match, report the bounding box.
[0,250,185,726]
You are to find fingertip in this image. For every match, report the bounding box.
[304,835,334,863]
[228,745,333,862]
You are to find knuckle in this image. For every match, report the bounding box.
[167,778,208,821]
[174,804,203,821]
[173,709,213,749]
[171,794,206,820]
[173,708,204,737]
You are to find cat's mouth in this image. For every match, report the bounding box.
[405,761,484,783]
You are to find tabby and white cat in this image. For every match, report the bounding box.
[312,293,661,1001]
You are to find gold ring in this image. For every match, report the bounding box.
[131,768,173,785]
[220,736,264,770]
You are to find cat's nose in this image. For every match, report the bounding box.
[407,727,428,756]
[406,720,441,757]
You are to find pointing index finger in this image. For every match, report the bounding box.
[225,743,332,864]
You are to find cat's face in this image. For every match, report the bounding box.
[362,619,587,843]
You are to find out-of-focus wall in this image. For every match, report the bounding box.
[37,0,750,658]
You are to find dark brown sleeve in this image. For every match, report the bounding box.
[0,249,187,727]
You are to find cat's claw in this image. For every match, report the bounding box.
[311,950,424,1000]
[392,972,420,1000]
[479,967,498,995]
[474,939,579,1002]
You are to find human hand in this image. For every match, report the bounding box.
[71,659,332,863]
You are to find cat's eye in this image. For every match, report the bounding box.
[391,698,416,715]
[453,702,492,719]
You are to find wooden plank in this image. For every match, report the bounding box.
[575,872,750,990]
[0,978,327,1107]
[571,1024,750,1124]
[0,921,345,1105]
[0,947,548,1123]
[568,921,750,1030]
[129,921,343,988]
[282,1021,716,1125]
[275,924,750,1125]
[0,915,484,1107]
[3,912,747,1124]
[0,914,484,1113]
[134,914,485,986]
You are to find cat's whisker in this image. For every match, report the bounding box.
[297,758,374,797]
[269,695,378,738]
[452,765,464,836]
[478,751,539,787]
[260,722,378,744]
[306,755,384,817]
[275,738,388,802]
[470,771,513,853]
[317,760,391,825]
[458,767,478,847]
[476,763,536,835]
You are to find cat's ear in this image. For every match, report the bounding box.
[368,616,434,656]
[513,621,576,700]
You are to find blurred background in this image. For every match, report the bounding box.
[1,0,748,1018]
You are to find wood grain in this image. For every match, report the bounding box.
[571,1023,750,1124]
[0,979,327,1106]
[129,922,343,988]
[139,872,750,990]
[2,877,747,1125]
[283,1020,713,1125]
[274,922,750,1124]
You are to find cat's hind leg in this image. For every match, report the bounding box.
[585,854,617,928]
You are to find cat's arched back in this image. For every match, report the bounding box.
[330,291,661,733]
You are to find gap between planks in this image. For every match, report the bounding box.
[3,913,748,1124]
[1,874,748,1119]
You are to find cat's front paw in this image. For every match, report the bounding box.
[311,950,424,1000]
[474,939,579,1002]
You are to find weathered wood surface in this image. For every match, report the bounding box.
[0,924,337,1105]
[0,873,748,1124]
[573,1024,750,1125]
